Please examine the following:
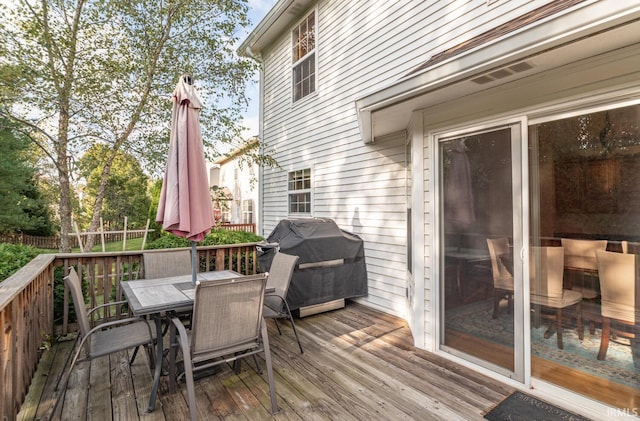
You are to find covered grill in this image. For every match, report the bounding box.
[258,218,368,316]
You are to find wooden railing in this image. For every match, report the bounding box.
[0,254,55,421]
[217,223,256,233]
[0,243,260,421]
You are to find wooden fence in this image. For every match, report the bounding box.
[0,233,77,250]
[0,223,255,250]
[217,223,256,233]
[0,242,260,421]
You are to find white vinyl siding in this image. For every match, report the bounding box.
[258,0,562,317]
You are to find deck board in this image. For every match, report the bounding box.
[21,302,515,420]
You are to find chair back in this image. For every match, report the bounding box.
[265,253,299,303]
[143,250,192,279]
[64,267,91,340]
[596,250,636,323]
[529,246,565,302]
[621,240,629,254]
[561,238,607,271]
[190,273,268,363]
[486,238,513,290]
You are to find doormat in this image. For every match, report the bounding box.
[484,391,593,421]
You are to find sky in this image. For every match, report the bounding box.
[239,0,279,140]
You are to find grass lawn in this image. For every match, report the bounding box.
[72,237,146,252]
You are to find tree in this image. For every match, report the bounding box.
[0,118,53,235]
[77,144,151,231]
[0,0,257,251]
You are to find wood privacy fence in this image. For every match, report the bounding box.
[0,224,255,250]
[0,242,260,421]
[0,233,79,250]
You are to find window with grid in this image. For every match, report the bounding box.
[288,168,311,215]
[292,10,316,102]
[242,199,254,224]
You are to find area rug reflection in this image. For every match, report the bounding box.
[484,391,593,421]
[446,299,638,388]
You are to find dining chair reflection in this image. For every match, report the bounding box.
[530,246,583,349]
[487,238,514,319]
[561,238,607,299]
[595,250,637,362]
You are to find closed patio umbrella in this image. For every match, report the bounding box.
[156,75,214,284]
[445,138,475,230]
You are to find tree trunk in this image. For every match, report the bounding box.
[84,148,118,252]
[56,110,72,252]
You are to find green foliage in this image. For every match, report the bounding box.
[77,144,151,230]
[147,179,164,242]
[0,119,53,235]
[0,243,42,281]
[145,229,263,249]
[0,0,259,251]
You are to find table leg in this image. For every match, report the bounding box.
[456,259,463,298]
[147,317,164,412]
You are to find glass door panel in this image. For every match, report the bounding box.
[440,126,520,377]
[528,104,640,410]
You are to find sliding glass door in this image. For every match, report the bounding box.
[439,124,524,381]
[528,103,639,410]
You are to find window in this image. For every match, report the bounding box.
[292,11,316,102]
[242,199,254,224]
[288,168,311,215]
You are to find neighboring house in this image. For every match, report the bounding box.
[209,137,259,226]
[240,0,640,417]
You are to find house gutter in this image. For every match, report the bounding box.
[355,0,640,143]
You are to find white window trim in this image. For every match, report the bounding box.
[287,166,313,217]
[290,7,318,105]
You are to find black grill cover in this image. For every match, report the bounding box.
[258,218,368,310]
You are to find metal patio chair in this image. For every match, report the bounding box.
[54,267,157,413]
[168,273,278,421]
[262,252,304,353]
[143,249,192,279]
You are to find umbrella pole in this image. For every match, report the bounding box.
[191,241,197,285]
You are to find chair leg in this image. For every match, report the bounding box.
[273,318,282,335]
[575,302,583,341]
[171,317,197,421]
[597,317,611,361]
[54,334,80,391]
[492,290,500,319]
[556,308,563,349]
[632,335,640,369]
[283,301,304,354]
[252,354,262,374]
[129,346,140,366]
[260,319,279,415]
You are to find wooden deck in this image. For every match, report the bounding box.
[19,303,514,420]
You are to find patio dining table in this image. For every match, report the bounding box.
[121,270,255,413]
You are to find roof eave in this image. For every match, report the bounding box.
[355,0,640,144]
[239,0,315,59]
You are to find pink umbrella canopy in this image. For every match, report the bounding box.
[156,75,214,242]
